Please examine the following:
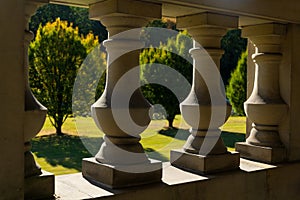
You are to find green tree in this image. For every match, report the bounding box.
[29,18,98,135]
[226,51,247,116]
[29,4,108,42]
[29,4,74,35]
[140,31,192,128]
[73,34,106,117]
[221,29,247,86]
[148,19,176,29]
[142,19,177,47]
[71,7,108,42]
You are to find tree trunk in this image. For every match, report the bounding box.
[167,117,174,128]
[56,121,63,136]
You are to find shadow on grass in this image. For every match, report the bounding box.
[158,128,190,140]
[221,131,245,148]
[31,134,103,171]
[158,128,245,148]
[144,148,169,162]
[32,135,169,172]
[32,131,244,173]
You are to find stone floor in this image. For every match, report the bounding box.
[55,159,282,200]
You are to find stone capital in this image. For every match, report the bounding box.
[242,23,287,53]
[177,12,238,30]
[177,12,238,48]
[242,23,287,38]
[89,0,161,36]
[89,0,161,21]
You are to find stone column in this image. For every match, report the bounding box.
[24,0,54,199]
[170,12,240,174]
[236,23,288,163]
[0,1,24,199]
[82,0,162,188]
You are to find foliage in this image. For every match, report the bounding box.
[221,29,247,86]
[29,4,108,42]
[142,19,177,47]
[226,51,247,116]
[71,7,107,41]
[140,31,193,127]
[29,18,99,135]
[80,32,107,103]
[72,43,106,117]
[29,4,73,34]
[147,19,176,29]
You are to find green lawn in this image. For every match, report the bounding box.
[32,115,246,175]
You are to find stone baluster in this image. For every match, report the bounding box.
[170,12,240,174]
[24,30,46,178]
[82,0,162,188]
[236,23,288,163]
[23,0,54,199]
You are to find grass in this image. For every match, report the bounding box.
[32,135,91,175]
[32,115,246,175]
[36,117,78,136]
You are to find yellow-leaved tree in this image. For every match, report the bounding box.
[29,18,99,135]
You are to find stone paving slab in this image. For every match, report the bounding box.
[55,160,279,199]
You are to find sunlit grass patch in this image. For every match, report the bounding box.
[33,115,246,175]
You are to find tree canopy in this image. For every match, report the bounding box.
[29,18,99,135]
[140,31,193,128]
[226,51,247,116]
[29,4,107,42]
[221,29,247,86]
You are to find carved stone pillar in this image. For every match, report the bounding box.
[170,12,240,174]
[82,0,162,188]
[24,1,54,199]
[236,23,288,163]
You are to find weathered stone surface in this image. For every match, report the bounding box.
[56,160,300,200]
[24,170,54,200]
[82,1,163,189]
[170,149,240,174]
[236,142,286,163]
[3,0,300,199]
[237,23,288,163]
[82,158,162,189]
[170,12,240,175]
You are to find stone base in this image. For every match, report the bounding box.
[82,157,162,189]
[235,142,286,163]
[24,170,55,200]
[170,149,240,174]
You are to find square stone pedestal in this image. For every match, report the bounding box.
[170,149,240,174]
[24,170,54,200]
[235,142,286,163]
[82,157,162,189]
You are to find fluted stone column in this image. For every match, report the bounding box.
[170,12,240,174]
[82,0,162,188]
[236,23,288,163]
[23,1,54,199]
